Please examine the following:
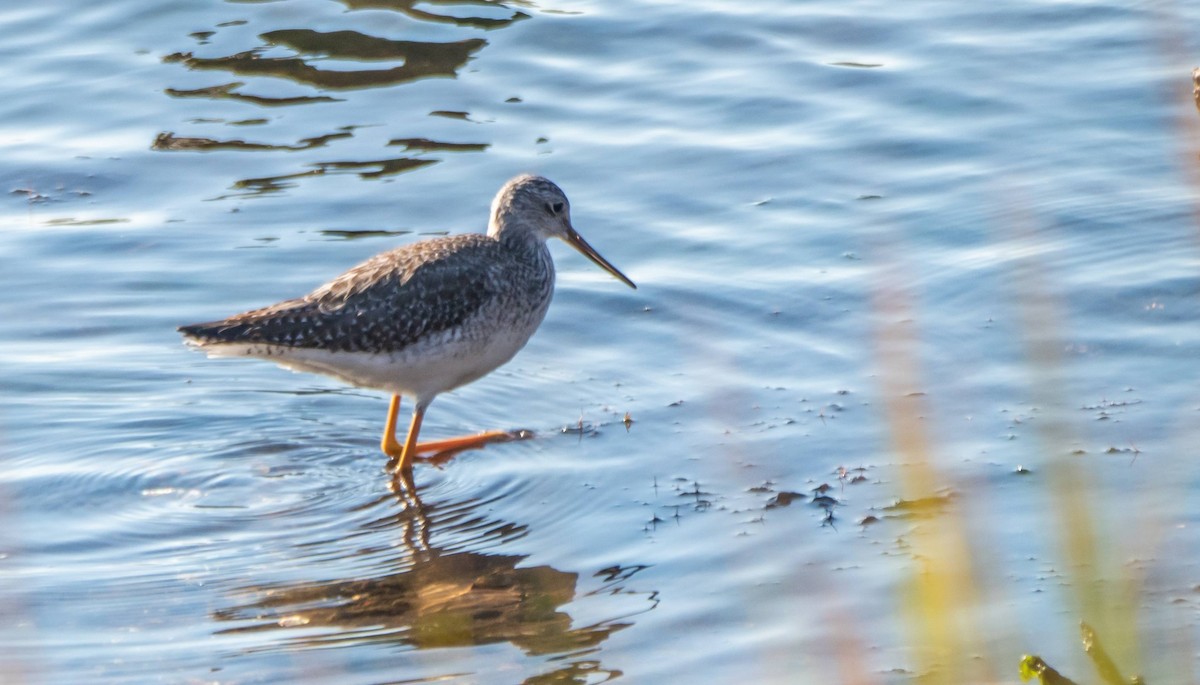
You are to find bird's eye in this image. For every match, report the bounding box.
[546,201,565,216]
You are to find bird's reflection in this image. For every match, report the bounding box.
[213,469,653,670]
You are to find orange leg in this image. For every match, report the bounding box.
[381,395,406,460]
[381,394,534,472]
[382,395,425,473]
[397,402,426,474]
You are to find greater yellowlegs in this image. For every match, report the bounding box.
[179,175,636,473]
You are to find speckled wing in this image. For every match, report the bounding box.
[179,234,504,354]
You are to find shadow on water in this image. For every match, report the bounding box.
[157,2,520,196]
[220,157,441,197]
[212,472,654,682]
[331,0,530,31]
[164,32,486,91]
[164,82,343,107]
[152,128,355,152]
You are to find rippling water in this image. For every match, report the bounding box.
[3,0,1200,682]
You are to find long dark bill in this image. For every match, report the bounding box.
[564,226,637,289]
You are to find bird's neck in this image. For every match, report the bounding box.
[493,221,552,268]
[497,227,549,263]
[486,191,518,235]
[490,215,543,249]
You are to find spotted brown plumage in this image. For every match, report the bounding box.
[179,233,552,354]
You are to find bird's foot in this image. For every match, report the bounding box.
[417,429,533,454]
[384,429,535,470]
[415,429,535,466]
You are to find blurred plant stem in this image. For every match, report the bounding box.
[1009,213,1143,679]
[871,260,996,685]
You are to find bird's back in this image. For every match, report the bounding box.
[179,233,555,357]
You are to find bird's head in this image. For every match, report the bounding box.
[489,175,636,289]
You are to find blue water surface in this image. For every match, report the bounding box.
[2,0,1199,682]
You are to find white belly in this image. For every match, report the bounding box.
[196,310,544,405]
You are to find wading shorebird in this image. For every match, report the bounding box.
[179,175,636,474]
